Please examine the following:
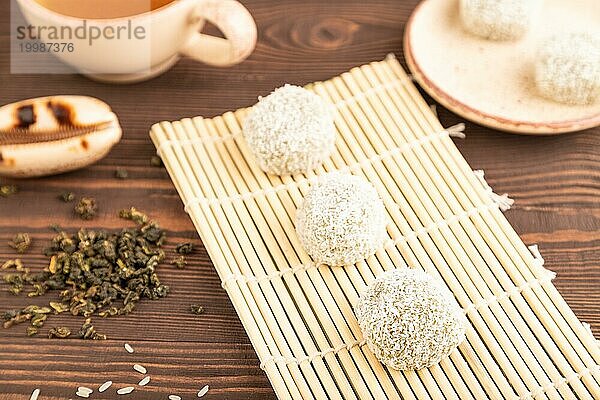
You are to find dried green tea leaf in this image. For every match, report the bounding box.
[49,301,69,314]
[26,326,38,336]
[150,155,163,167]
[171,255,186,269]
[0,185,17,197]
[78,318,106,340]
[190,304,204,315]
[49,224,62,232]
[8,233,31,254]
[115,168,129,179]
[59,192,75,202]
[119,207,149,226]
[31,313,47,327]
[175,242,194,255]
[48,326,71,339]
[74,197,98,220]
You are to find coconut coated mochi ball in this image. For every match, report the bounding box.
[295,172,388,267]
[355,268,467,370]
[534,33,600,105]
[460,0,540,41]
[243,84,336,175]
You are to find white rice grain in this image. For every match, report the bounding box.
[77,387,93,395]
[98,380,113,392]
[75,391,90,398]
[124,343,134,353]
[133,364,147,374]
[29,389,40,400]
[197,385,209,397]
[117,386,135,395]
[138,376,151,386]
[168,395,182,400]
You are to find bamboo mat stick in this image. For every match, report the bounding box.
[381,57,600,394]
[174,118,334,399]
[150,124,297,399]
[214,113,396,400]
[319,78,542,398]
[343,65,576,400]
[311,82,496,400]
[202,115,378,399]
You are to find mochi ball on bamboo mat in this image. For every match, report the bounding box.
[243,84,335,175]
[295,172,387,267]
[459,0,540,41]
[534,33,600,105]
[355,268,467,370]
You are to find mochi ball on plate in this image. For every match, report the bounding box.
[243,84,336,175]
[295,172,388,267]
[459,0,540,41]
[355,268,467,370]
[534,33,600,105]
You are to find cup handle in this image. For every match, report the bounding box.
[180,0,257,67]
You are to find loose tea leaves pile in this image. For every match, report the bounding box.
[1,208,170,339]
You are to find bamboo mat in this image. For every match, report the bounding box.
[150,55,600,400]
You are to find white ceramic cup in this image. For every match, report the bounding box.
[16,0,257,83]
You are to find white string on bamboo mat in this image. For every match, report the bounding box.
[181,124,466,212]
[521,364,600,400]
[258,272,556,370]
[461,269,556,315]
[154,76,417,156]
[473,170,514,212]
[221,198,507,288]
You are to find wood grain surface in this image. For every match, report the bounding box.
[0,1,599,399]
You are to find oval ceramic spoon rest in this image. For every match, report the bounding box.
[0,95,122,177]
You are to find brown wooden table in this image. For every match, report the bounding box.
[1,1,599,399]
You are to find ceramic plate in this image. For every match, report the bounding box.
[404,0,600,134]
